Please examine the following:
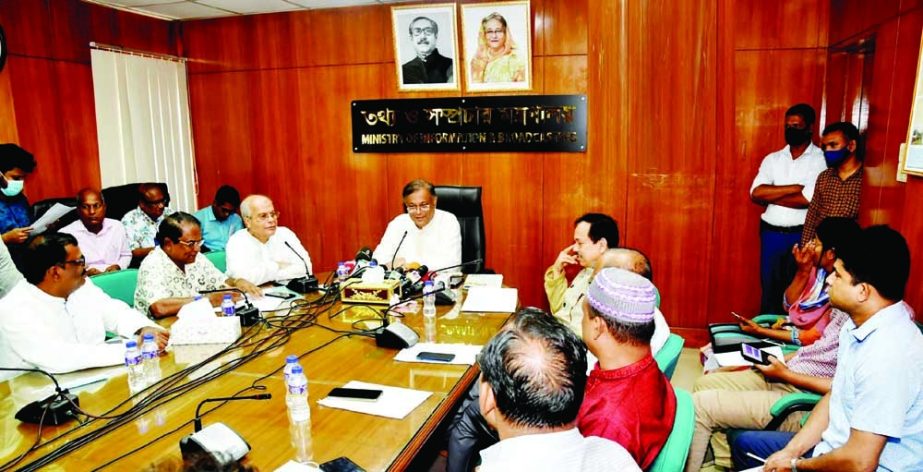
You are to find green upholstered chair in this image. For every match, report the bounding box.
[655,333,685,380]
[90,269,139,306]
[205,250,227,273]
[649,387,695,472]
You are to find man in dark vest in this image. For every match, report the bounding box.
[402,16,453,84]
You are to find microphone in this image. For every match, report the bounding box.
[355,247,373,263]
[0,367,80,425]
[429,258,485,275]
[390,231,408,269]
[181,393,272,467]
[193,393,272,432]
[199,287,261,327]
[284,241,318,293]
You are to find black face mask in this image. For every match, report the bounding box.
[784,128,811,146]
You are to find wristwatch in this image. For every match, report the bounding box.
[790,457,799,472]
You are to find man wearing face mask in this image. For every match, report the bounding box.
[800,122,863,246]
[401,16,454,84]
[750,104,827,314]
[0,144,37,249]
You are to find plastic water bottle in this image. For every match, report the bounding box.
[221,293,235,316]
[423,280,437,318]
[285,365,312,463]
[336,262,349,284]
[283,354,300,383]
[124,340,145,393]
[141,333,162,384]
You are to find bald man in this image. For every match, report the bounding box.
[60,188,131,275]
[225,195,312,286]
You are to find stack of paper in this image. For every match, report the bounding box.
[463,274,503,289]
[317,381,431,419]
[460,287,518,313]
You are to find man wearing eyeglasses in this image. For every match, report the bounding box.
[402,16,454,84]
[135,212,261,319]
[60,188,131,275]
[373,179,461,272]
[225,195,312,286]
[0,233,167,380]
[121,183,174,260]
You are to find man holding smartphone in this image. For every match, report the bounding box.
[544,213,618,337]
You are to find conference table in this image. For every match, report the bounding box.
[0,286,512,471]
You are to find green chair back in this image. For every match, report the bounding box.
[205,250,227,273]
[649,387,694,472]
[90,269,139,306]
[654,333,685,380]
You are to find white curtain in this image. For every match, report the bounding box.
[90,49,197,212]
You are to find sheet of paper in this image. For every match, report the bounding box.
[394,342,483,365]
[460,287,518,313]
[274,461,321,472]
[715,345,786,367]
[740,467,763,472]
[463,274,503,289]
[317,380,431,420]
[32,203,75,234]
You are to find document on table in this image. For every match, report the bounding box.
[394,342,483,365]
[460,287,518,313]
[32,203,74,234]
[463,273,503,289]
[714,345,786,367]
[317,381,431,419]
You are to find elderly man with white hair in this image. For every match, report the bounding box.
[225,195,312,286]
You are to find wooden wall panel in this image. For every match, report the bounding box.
[830,0,902,45]
[0,68,18,143]
[734,0,828,49]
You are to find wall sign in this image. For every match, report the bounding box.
[351,94,587,153]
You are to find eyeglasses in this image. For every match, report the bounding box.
[249,211,280,223]
[486,28,505,36]
[58,256,86,268]
[176,239,204,248]
[411,27,436,36]
[142,198,167,207]
[405,203,432,213]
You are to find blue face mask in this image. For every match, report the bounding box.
[1,179,23,197]
[824,148,850,167]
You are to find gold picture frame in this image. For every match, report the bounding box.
[460,1,532,93]
[902,28,923,177]
[391,3,460,92]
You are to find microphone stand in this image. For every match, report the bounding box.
[199,287,261,327]
[0,367,80,425]
[284,241,318,293]
[390,230,408,269]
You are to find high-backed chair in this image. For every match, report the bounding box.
[654,333,685,380]
[90,269,139,306]
[205,250,227,273]
[434,185,486,273]
[32,197,78,228]
[649,387,695,472]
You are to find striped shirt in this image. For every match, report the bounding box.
[787,308,848,378]
[801,166,862,245]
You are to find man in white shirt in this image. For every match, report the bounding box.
[476,309,640,472]
[60,188,132,275]
[135,212,261,319]
[373,179,461,271]
[225,195,312,286]
[750,104,827,314]
[0,233,167,381]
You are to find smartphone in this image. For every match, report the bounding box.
[740,343,771,365]
[320,456,366,472]
[265,291,296,299]
[416,351,456,362]
[327,387,383,401]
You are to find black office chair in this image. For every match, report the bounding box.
[32,197,78,228]
[434,185,487,274]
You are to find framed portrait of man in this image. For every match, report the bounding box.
[460,1,532,93]
[392,4,460,92]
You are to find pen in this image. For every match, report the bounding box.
[746,452,766,463]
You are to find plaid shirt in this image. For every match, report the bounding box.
[800,166,862,245]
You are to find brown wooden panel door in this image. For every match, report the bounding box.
[733,0,829,49]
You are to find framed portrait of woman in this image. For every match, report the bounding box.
[460,1,532,93]
[391,4,460,92]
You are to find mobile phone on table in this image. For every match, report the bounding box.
[416,351,456,362]
[320,456,366,472]
[740,343,771,365]
[327,387,383,401]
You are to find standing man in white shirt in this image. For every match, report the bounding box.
[226,195,312,286]
[373,179,461,271]
[750,104,827,314]
[0,233,167,381]
[476,308,640,472]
